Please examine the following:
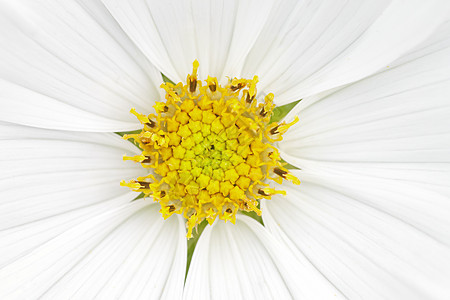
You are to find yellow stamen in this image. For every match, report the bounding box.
[122,61,300,238]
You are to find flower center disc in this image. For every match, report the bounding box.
[122,61,299,238]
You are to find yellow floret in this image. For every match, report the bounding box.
[122,61,299,239]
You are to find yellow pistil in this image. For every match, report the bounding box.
[122,60,300,238]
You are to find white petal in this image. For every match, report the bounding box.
[263,176,450,299]
[268,23,450,297]
[101,0,274,83]
[0,0,163,131]
[0,122,145,232]
[184,215,342,300]
[279,20,450,207]
[242,0,450,104]
[0,196,132,268]
[0,201,186,299]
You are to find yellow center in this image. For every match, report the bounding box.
[121,61,299,238]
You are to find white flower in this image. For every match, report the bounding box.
[1,0,450,299]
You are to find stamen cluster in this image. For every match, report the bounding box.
[122,61,299,238]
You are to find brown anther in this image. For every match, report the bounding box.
[140,138,152,145]
[142,156,153,163]
[145,120,156,128]
[274,167,288,178]
[190,79,197,93]
[163,106,169,112]
[257,189,269,196]
[168,205,175,212]
[270,125,280,135]
[160,190,167,197]
[246,93,255,104]
[230,83,244,91]
[260,108,267,117]
[209,84,216,92]
[137,181,150,189]
[225,208,232,213]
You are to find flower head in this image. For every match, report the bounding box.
[121,61,299,237]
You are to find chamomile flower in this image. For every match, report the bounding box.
[1,0,450,299]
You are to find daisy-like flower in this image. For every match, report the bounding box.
[1,0,450,299]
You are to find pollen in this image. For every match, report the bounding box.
[121,60,299,238]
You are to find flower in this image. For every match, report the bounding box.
[1,0,450,299]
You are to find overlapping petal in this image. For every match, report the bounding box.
[0,121,140,274]
[0,0,162,131]
[101,0,274,83]
[101,0,450,106]
[278,22,450,243]
[0,122,144,231]
[0,201,186,299]
[268,21,450,299]
[0,122,186,298]
[263,176,450,299]
[243,0,450,104]
[184,215,342,299]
